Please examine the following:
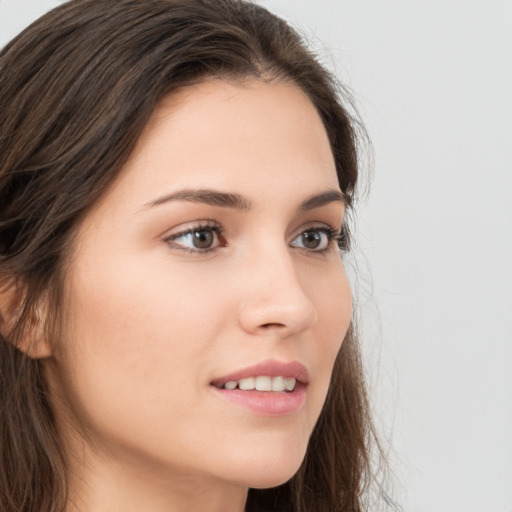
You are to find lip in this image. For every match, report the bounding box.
[210,359,309,416]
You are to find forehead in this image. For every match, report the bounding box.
[91,79,339,216]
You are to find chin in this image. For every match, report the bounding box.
[247,470,299,490]
[225,445,307,490]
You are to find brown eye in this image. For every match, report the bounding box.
[290,228,333,252]
[191,230,214,249]
[301,231,322,249]
[165,224,225,253]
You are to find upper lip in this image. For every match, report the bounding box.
[210,359,309,387]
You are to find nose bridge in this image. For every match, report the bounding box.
[237,238,317,336]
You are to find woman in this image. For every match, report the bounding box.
[0,1,383,511]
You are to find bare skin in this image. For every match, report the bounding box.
[42,79,352,512]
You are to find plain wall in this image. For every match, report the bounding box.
[1,1,511,511]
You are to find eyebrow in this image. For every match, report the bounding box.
[145,189,252,210]
[298,189,346,212]
[144,188,346,212]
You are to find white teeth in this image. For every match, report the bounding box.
[255,376,272,391]
[285,378,296,391]
[221,376,297,392]
[271,376,285,392]
[238,377,255,390]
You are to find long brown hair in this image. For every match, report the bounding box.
[0,1,384,510]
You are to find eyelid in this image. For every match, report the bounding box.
[290,221,338,236]
[162,219,218,238]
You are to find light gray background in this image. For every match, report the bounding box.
[1,1,511,511]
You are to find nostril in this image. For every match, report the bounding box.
[261,323,285,329]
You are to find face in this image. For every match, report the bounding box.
[46,80,352,491]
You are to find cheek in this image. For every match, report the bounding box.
[52,253,225,441]
[301,260,352,423]
[316,260,352,351]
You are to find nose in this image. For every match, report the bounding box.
[237,247,317,338]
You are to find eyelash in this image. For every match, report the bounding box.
[163,222,347,255]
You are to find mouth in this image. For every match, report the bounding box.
[213,375,298,392]
[210,360,308,416]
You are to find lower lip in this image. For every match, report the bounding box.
[211,384,306,416]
